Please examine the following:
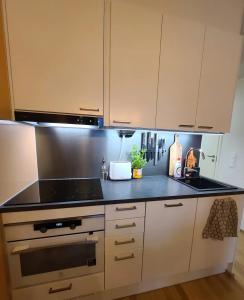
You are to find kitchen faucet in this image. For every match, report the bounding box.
[183,147,205,177]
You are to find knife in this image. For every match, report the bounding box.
[150,137,154,160]
[153,133,157,165]
[146,132,151,162]
[158,138,163,161]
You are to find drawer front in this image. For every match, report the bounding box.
[105,248,142,290]
[106,217,144,236]
[105,202,145,220]
[2,206,105,225]
[106,233,143,254]
[12,273,104,300]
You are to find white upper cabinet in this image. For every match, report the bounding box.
[195,27,242,132]
[6,0,104,116]
[156,15,204,131]
[109,0,162,128]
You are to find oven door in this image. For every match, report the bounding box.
[7,231,104,288]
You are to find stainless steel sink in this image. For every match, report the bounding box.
[174,176,237,191]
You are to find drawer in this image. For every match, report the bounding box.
[105,202,145,220]
[106,217,144,236]
[105,248,142,290]
[106,233,143,254]
[3,206,105,225]
[12,273,104,300]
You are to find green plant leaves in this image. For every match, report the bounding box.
[130,145,147,169]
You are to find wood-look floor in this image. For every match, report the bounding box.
[118,273,244,300]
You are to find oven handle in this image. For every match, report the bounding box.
[49,283,72,294]
[11,244,30,254]
[11,236,99,255]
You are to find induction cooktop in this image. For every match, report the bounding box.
[5,178,103,206]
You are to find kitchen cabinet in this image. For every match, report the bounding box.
[105,202,145,289]
[156,15,204,131]
[156,18,242,133]
[195,27,242,133]
[0,3,11,120]
[0,218,10,300]
[143,198,197,280]
[5,0,104,116]
[190,196,243,271]
[12,273,104,300]
[109,0,162,128]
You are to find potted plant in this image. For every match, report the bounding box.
[130,146,147,179]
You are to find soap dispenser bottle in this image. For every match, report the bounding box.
[173,157,182,178]
[101,158,108,180]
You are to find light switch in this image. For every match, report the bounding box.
[229,152,237,168]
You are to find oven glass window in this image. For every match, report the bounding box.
[20,242,96,276]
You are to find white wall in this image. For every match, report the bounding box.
[215,77,244,229]
[215,78,244,188]
[0,122,38,204]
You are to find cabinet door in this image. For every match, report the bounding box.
[143,199,197,280]
[196,27,242,133]
[109,0,162,128]
[6,0,104,116]
[190,196,243,271]
[0,3,12,120]
[156,15,204,131]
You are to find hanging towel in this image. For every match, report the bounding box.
[202,198,238,241]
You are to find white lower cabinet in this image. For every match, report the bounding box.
[105,248,143,290]
[12,273,104,300]
[143,199,197,280]
[190,196,243,271]
[105,203,145,290]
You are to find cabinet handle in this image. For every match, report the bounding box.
[198,125,213,130]
[115,222,136,229]
[178,124,195,128]
[80,107,100,112]
[49,283,72,294]
[114,253,135,261]
[164,203,183,208]
[113,120,131,124]
[116,206,137,211]
[114,238,135,245]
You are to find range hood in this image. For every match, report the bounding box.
[15,111,104,128]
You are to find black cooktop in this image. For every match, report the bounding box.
[5,178,103,206]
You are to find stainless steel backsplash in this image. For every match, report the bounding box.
[35,127,202,179]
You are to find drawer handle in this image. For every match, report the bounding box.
[114,253,135,261]
[115,206,137,211]
[113,120,131,124]
[164,203,183,208]
[115,222,136,229]
[80,293,95,298]
[178,124,195,128]
[198,125,213,130]
[114,238,135,245]
[49,283,72,294]
[80,107,100,112]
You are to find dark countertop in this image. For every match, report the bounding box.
[1,175,244,213]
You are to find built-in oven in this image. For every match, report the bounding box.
[5,215,104,288]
